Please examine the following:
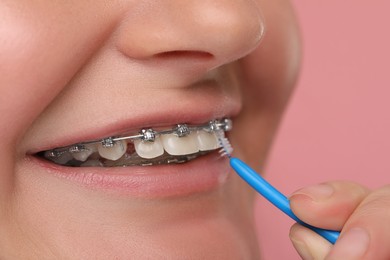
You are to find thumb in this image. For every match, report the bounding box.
[290,223,332,260]
[289,181,369,230]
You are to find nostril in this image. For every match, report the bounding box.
[154,50,214,60]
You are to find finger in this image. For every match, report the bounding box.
[289,181,369,230]
[290,223,332,260]
[326,185,390,260]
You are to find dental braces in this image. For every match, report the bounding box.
[46,118,232,158]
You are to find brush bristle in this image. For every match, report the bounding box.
[216,131,233,158]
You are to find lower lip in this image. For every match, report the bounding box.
[28,152,231,198]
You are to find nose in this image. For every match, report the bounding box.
[115,0,264,69]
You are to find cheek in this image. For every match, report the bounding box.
[231,0,301,168]
[0,2,114,145]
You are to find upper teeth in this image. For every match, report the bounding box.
[134,136,164,159]
[196,130,220,151]
[72,130,221,161]
[44,118,232,165]
[97,140,127,161]
[72,144,97,161]
[161,132,201,156]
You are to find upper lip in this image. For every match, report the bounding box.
[30,92,241,154]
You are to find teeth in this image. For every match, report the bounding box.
[131,130,222,159]
[97,140,127,161]
[80,159,103,167]
[45,151,73,164]
[196,131,220,151]
[133,136,164,159]
[72,144,97,162]
[161,132,199,156]
[43,118,232,166]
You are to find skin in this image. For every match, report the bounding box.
[0,0,300,258]
[1,0,387,259]
[289,183,390,259]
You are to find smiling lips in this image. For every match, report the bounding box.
[40,118,232,167]
[30,118,234,197]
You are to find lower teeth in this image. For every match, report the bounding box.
[102,151,209,167]
[56,151,210,167]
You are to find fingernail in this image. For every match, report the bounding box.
[328,228,370,259]
[293,184,334,201]
[290,225,332,260]
[290,238,314,260]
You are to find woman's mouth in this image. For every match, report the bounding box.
[37,118,232,167]
[28,118,234,197]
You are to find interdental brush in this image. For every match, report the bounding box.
[216,131,340,244]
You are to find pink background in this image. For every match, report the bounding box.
[255,1,390,259]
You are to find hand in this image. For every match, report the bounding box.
[288,181,390,259]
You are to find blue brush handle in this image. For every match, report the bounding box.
[230,157,340,244]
